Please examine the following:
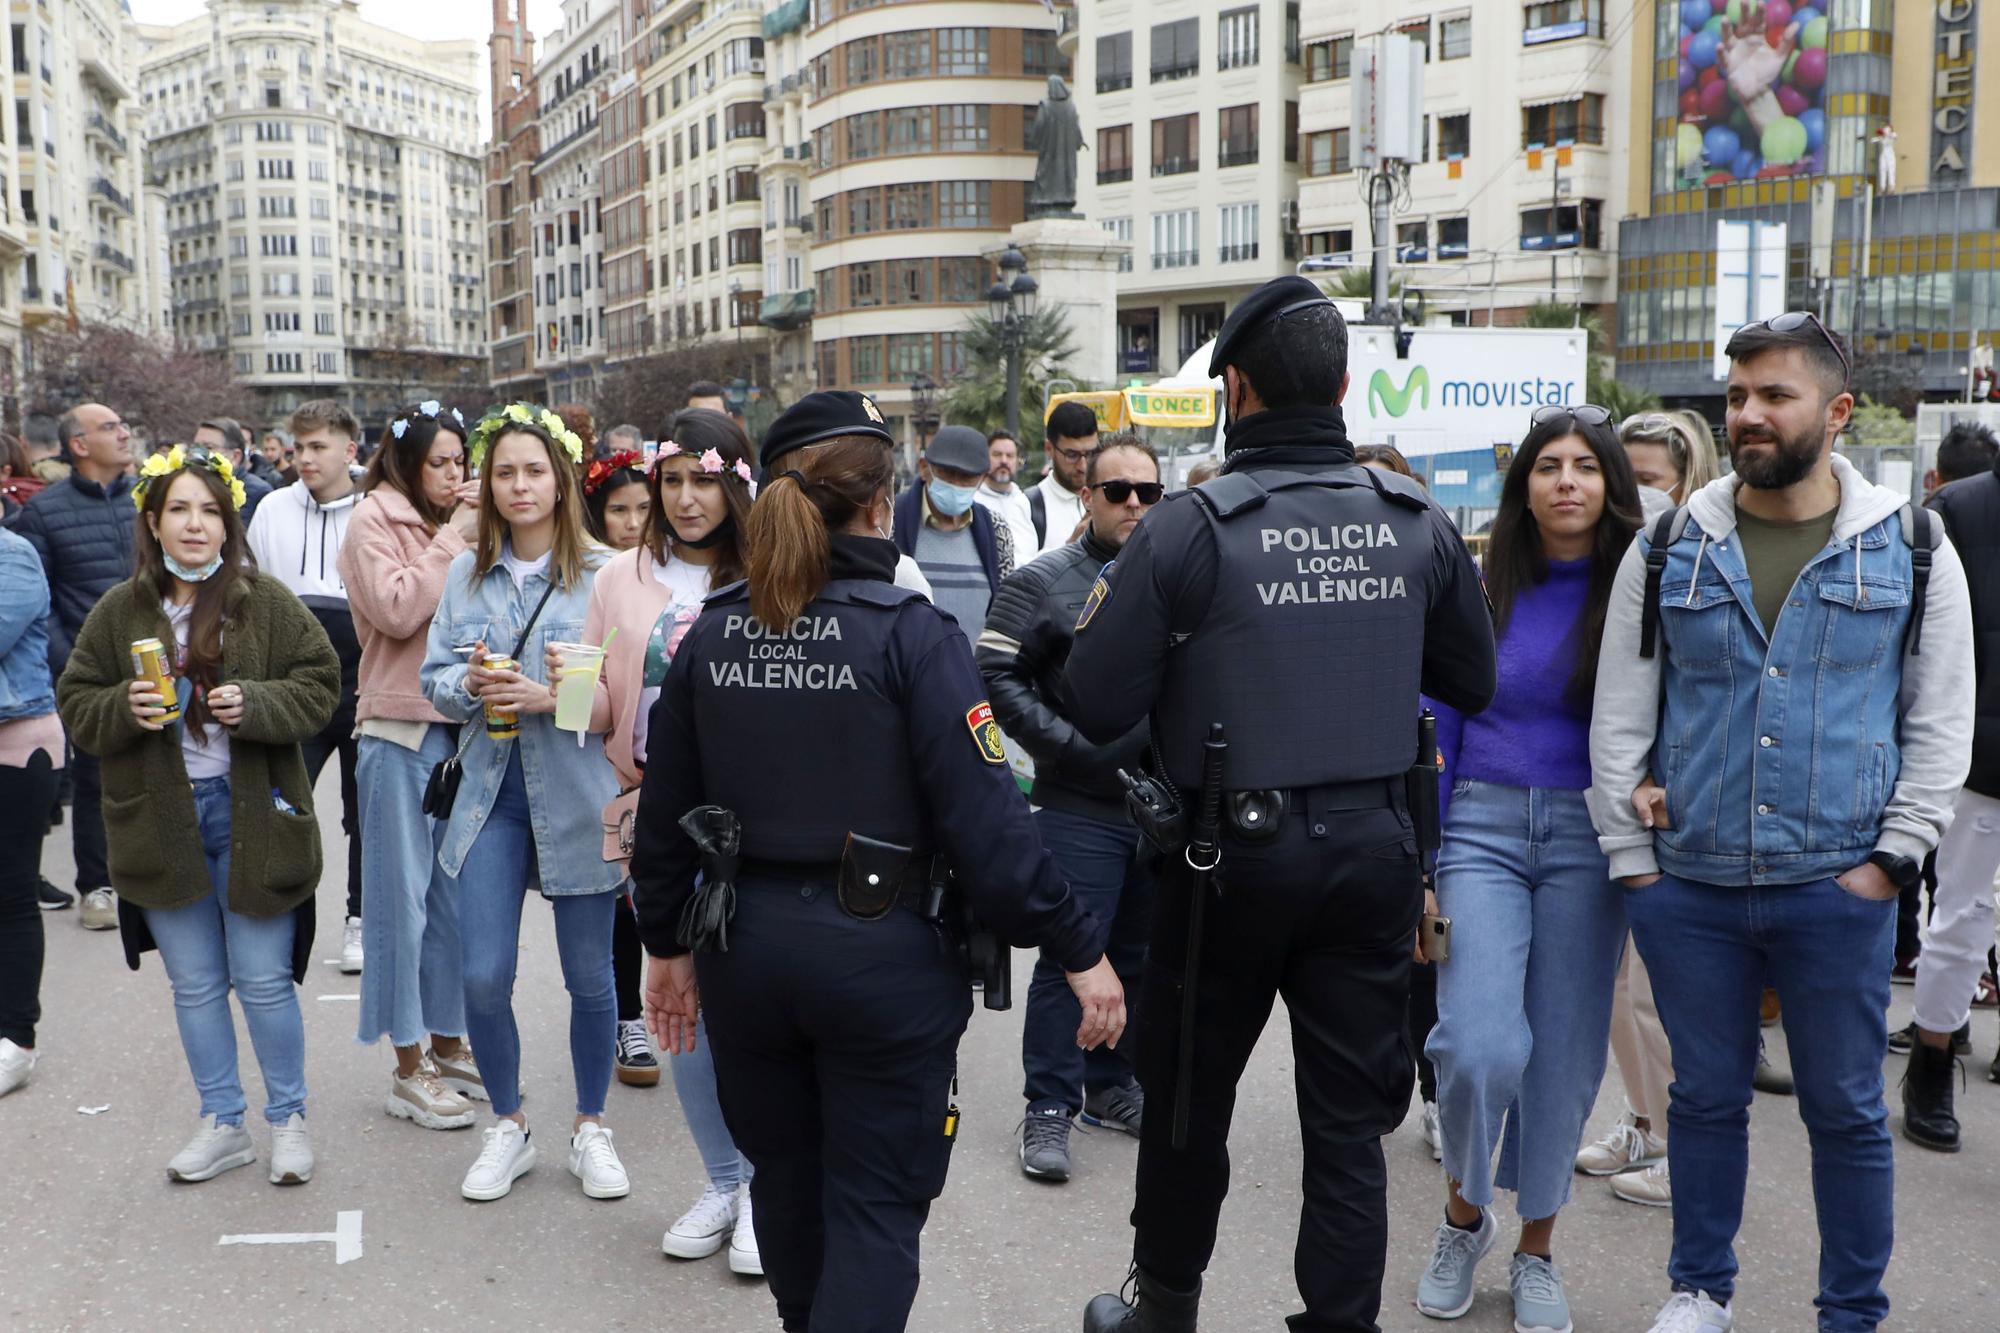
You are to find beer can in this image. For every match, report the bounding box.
[482,653,520,739]
[130,637,182,725]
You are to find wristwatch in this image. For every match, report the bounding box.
[1867,851,1921,892]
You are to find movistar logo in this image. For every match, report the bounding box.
[1369,366,1430,418]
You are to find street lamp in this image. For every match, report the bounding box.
[986,247,1038,440]
[910,372,937,455]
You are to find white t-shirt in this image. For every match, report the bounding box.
[1032,476,1088,556]
[164,599,231,779]
[976,482,1037,561]
[632,553,715,766]
[500,545,551,590]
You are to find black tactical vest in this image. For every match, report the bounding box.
[690,578,932,861]
[1157,467,1434,790]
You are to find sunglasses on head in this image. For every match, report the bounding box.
[1530,404,1613,428]
[1740,310,1852,385]
[1094,479,1164,505]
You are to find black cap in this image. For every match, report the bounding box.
[759,391,893,479]
[1207,275,1337,379]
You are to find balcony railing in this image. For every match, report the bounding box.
[1152,156,1195,177]
[86,111,129,154]
[1217,243,1259,263]
[1152,249,1197,269]
[1218,147,1258,168]
[1097,166,1132,184]
[1151,61,1196,82]
[91,177,133,213]
[94,241,135,273]
[1096,73,1131,93]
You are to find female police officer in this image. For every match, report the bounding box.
[629,390,1126,1333]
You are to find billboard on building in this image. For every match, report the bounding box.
[1666,0,1834,188]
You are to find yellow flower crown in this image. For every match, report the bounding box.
[467,403,586,471]
[132,444,248,512]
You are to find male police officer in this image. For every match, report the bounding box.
[1068,275,1496,1333]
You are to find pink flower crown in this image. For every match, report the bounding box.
[653,441,756,493]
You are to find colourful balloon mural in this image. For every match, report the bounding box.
[1669,0,1831,186]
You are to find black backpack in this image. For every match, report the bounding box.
[1027,486,1048,548]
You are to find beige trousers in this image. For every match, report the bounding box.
[1609,933,1675,1128]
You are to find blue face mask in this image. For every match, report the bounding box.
[926,478,979,518]
[164,552,224,583]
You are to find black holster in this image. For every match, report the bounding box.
[676,806,741,953]
[1406,710,1442,879]
[837,833,914,921]
[1119,766,1187,857]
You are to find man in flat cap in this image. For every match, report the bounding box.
[1068,275,1497,1332]
[891,423,1015,644]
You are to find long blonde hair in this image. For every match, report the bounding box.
[472,422,594,591]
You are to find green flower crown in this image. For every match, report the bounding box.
[467,403,586,471]
[133,444,248,512]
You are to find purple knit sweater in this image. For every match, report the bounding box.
[1431,557,1595,814]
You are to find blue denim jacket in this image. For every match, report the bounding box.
[420,545,620,896]
[0,528,55,724]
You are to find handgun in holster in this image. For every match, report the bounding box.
[924,854,1011,1012]
[1118,755,1188,859]
[1405,710,1443,880]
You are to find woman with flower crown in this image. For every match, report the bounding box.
[417,404,627,1203]
[583,407,764,1272]
[55,444,340,1185]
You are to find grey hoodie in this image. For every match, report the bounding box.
[1587,452,1974,881]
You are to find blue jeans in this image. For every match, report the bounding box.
[1628,873,1894,1332]
[457,751,618,1119]
[1022,806,1154,1113]
[356,730,465,1048]
[670,1010,752,1191]
[1426,782,1625,1220]
[143,777,306,1126]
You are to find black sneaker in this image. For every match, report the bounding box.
[1018,1106,1073,1182]
[1890,1020,1971,1056]
[614,1019,660,1087]
[1081,1081,1144,1138]
[1900,1040,1962,1152]
[1753,1045,1794,1096]
[36,879,73,911]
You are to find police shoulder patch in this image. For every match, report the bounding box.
[966,702,1007,765]
[1075,559,1115,632]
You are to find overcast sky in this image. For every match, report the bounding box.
[131,0,566,47]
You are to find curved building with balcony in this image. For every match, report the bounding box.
[805,0,1066,438]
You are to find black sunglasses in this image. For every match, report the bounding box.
[1740,310,1852,385]
[1095,479,1164,505]
[1530,404,1613,428]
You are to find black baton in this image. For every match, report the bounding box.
[1173,724,1227,1152]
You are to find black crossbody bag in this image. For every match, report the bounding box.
[423,578,559,819]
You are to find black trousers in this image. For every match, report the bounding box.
[1,751,59,1047]
[1130,791,1420,1333]
[1407,957,1438,1104]
[698,876,971,1333]
[69,747,107,892]
[302,707,361,920]
[612,890,643,1023]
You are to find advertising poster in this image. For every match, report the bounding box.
[1668,0,1833,186]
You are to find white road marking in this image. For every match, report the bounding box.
[218,1210,363,1265]
[315,994,360,1002]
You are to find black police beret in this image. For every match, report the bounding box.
[1207,275,1337,379]
[759,390,894,478]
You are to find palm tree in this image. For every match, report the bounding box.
[1522,301,1658,413]
[938,306,1082,437]
[1324,266,1423,323]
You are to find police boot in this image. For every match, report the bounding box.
[1083,1267,1200,1333]
[1900,1037,1962,1152]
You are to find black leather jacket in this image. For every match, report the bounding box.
[1930,461,2000,797]
[976,530,1149,824]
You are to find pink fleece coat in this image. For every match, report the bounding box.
[337,487,468,724]
[583,544,682,792]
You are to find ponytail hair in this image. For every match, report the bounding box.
[745,434,895,629]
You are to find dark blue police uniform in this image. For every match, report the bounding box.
[1070,279,1497,1333]
[631,527,1104,1333]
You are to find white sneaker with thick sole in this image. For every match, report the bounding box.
[568,1123,630,1199]
[79,888,118,931]
[339,917,364,974]
[728,1183,763,1276]
[1646,1290,1733,1333]
[461,1121,535,1201]
[167,1116,257,1182]
[431,1045,487,1102]
[1611,1161,1673,1208]
[269,1114,313,1185]
[1575,1113,1664,1176]
[386,1061,475,1130]
[662,1182,737,1260]
[0,1038,35,1097]
[1421,1099,1443,1162]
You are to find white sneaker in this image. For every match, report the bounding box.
[662,1182,738,1259]
[0,1038,35,1096]
[728,1183,763,1276]
[1574,1112,1665,1176]
[339,917,364,974]
[461,1120,536,1201]
[568,1122,630,1200]
[79,888,118,931]
[1646,1290,1733,1333]
[1421,1099,1443,1162]
[431,1045,487,1102]
[269,1113,313,1185]
[167,1115,257,1182]
[1611,1161,1673,1208]
[386,1060,476,1130]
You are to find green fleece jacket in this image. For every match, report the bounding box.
[57,571,340,917]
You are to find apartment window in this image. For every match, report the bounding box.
[728,229,761,266]
[1178,305,1225,363]
[1150,19,1198,82]
[1523,0,1605,44]
[937,29,989,76]
[885,182,931,229]
[940,256,986,303]
[846,113,882,160]
[1397,220,1428,262]
[884,31,930,79]
[264,311,300,333]
[257,158,295,179]
[1152,114,1196,176]
[848,190,881,236]
[311,235,332,257]
[261,234,297,256]
[938,180,990,228]
[315,312,336,334]
[888,332,932,379]
[1101,215,1134,272]
[1304,128,1351,176]
[727,167,760,203]
[1398,19,1430,61]
[850,335,882,382]
[1438,216,1469,258]
[1218,201,1259,263]
[1025,32,1067,78]
[265,84,282,108]
[1097,125,1132,183]
[1218,105,1258,167]
[1096,33,1131,93]
[267,352,301,373]
[1522,94,1604,148]
[1440,13,1473,60]
[1438,113,1471,161]
[887,106,932,155]
[726,103,766,140]
[309,161,328,181]
[937,105,989,151]
[1218,7,1259,70]
[1150,208,1197,269]
[1519,198,1602,249]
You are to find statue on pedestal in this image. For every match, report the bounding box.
[1028,75,1083,220]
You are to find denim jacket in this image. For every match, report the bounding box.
[1589,455,1974,885]
[0,528,55,723]
[420,544,620,896]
